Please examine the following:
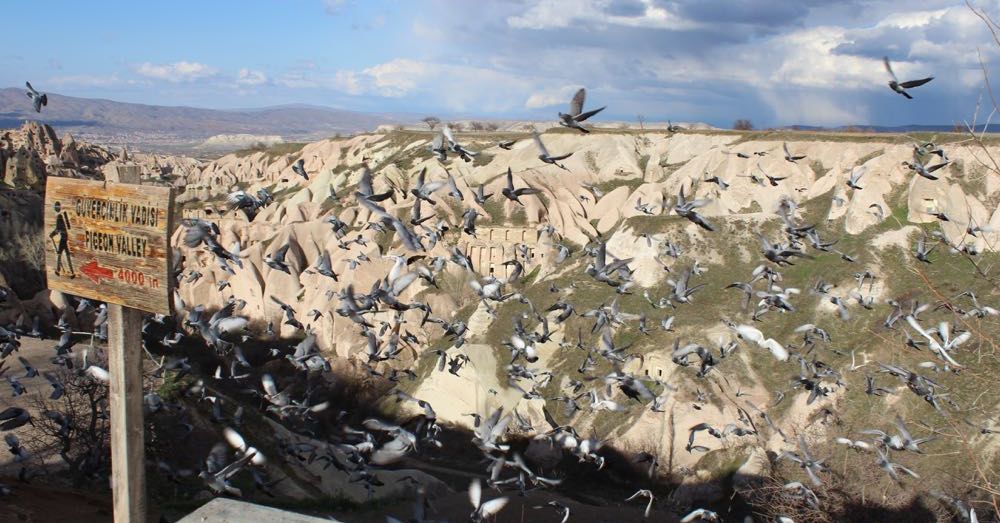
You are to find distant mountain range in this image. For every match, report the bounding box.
[0,86,986,154]
[781,124,978,133]
[0,87,410,153]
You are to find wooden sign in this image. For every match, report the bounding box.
[44,177,174,315]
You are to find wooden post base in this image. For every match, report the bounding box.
[108,304,147,523]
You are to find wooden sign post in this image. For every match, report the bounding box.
[44,177,175,523]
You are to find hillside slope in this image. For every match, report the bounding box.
[159,128,999,518]
[0,88,407,152]
[1,126,996,520]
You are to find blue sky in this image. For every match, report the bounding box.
[4,0,999,127]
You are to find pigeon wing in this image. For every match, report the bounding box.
[569,88,586,117]
[359,166,375,196]
[899,77,933,88]
[533,133,550,157]
[575,105,605,123]
[883,56,898,83]
[468,479,482,509]
[480,497,510,518]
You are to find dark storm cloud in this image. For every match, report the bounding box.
[673,0,814,27]
[602,0,646,17]
[833,5,1000,67]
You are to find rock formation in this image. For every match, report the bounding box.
[4,126,998,505]
[156,130,1000,484]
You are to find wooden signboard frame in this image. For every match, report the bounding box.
[43,177,175,315]
[44,177,175,523]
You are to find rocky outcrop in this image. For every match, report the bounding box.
[157,130,1000,489]
[0,121,125,189]
[1,124,993,505]
[2,144,46,190]
[171,131,1000,361]
[0,186,45,294]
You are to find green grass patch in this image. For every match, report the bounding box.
[595,177,645,196]
[231,142,307,159]
[810,160,830,179]
[638,154,651,173]
[696,446,752,480]
[854,149,884,167]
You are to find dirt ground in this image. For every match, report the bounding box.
[0,338,677,523]
[0,337,117,522]
[0,478,114,523]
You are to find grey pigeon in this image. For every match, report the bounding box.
[884,56,933,99]
[25,82,47,113]
[558,88,605,133]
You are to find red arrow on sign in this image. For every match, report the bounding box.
[80,260,115,284]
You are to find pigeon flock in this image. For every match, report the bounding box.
[0,57,996,523]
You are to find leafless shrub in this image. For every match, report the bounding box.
[738,449,943,523]
[733,119,754,131]
[421,116,441,130]
[956,1,1000,293]
[23,356,112,486]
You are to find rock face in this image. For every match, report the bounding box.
[170,131,1000,359]
[0,121,123,189]
[161,129,1000,486]
[2,144,46,190]
[4,125,997,498]
[0,121,58,190]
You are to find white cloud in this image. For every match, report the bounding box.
[876,8,948,29]
[360,59,424,97]
[135,61,217,82]
[524,86,579,109]
[766,26,883,91]
[236,68,268,86]
[322,59,542,112]
[333,70,363,95]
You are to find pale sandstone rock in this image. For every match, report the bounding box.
[157,131,1000,446]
